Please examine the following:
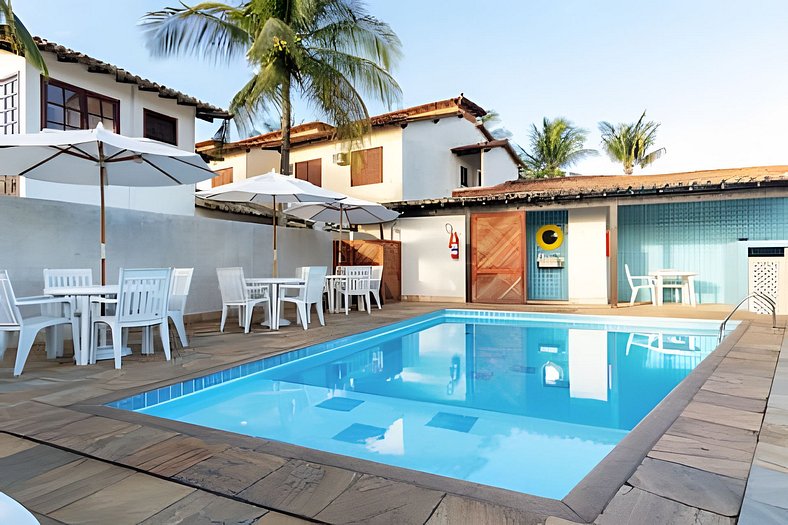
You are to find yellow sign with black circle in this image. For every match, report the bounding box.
[536,224,564,251]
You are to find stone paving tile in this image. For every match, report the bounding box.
[175,446,288,495]
[594,485,734,525]
[30,415,140,449]
[701,376,772,401]
[75,423,179,461]
[690,389,767,413]
[425,495,539,525]
[239,460,359,518]
[738,498,788,525]
[652,416,758,452]
[0,432,36,458]
[648,433,753,479]
[31,511,67,525]
[138,489,268,525]
[49,472,195,525]
[0,446,83,492]
[715,359,778,379]
[32,384,113,407]
[120,435,228,477]
[256,511,316,524]
[754,441,788,474]
[313,474,445,525]
[741,464,788,510]
[0,402,92,435]
[628,458,746,517]
[681,400,764,432]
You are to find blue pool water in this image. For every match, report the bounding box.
[112,310,728,499]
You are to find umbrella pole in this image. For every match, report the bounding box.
[98,141,107,286]
[338,203,343,265]
[272,196,278,277]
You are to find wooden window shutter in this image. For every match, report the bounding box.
[211,167,233,187]
[296,159,322,186]
[351,147,383,186]
[0,175,19,196]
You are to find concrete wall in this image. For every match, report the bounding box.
[394,215,466,301]
[0,51,201,215]
[567,207,609,304]
[0,196,332,314]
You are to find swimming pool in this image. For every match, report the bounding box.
[111,310,729,500]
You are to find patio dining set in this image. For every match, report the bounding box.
[0,263,384,377]
[624,264,699,306]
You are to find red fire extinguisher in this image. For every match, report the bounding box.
[447,224,460,259]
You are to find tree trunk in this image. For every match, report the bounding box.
[279,75,292,175]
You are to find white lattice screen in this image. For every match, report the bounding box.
[749,260,779,314]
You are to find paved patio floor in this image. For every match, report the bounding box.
[0,302,785,524]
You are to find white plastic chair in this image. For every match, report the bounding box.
[43,268,92,352]
[278,266,328,330]
[370,266,384,309]
[168,268,193,347]
[90,268,172,369]
[0,270,79,376]
[625,264,656,306]
[337,265,372,315]
[217,267,270,333]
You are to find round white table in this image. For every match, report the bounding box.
[246,277,304,330]
[648,270,698,306]
[324,274,348,313]
[43,285,119,365]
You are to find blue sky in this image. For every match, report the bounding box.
[16,0,788,175]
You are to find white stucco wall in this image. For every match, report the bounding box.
[395,215,466,301]
[1,53,201,215]
[287,126,404,202]
[567,207,609,304]
[481,147,520,187]
[401,117,487,201]
[0,195,332,315]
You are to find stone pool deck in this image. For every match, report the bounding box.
[0,302,785,524]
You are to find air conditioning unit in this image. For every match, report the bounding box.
[332,152,350,166]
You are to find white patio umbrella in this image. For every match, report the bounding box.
[0,123,215,284]
[197,170,346,276]
[286,197,400,262]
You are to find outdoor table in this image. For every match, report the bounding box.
[43,284,119,365]
[648,270,697,307]
[245,277,304,330]
[324,274,348,313]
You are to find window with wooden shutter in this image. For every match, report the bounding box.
[295,158,322,186]
[350,147,383,186]
[0,175,19,196]
[143,109,177,145]
[211,167,233,187]
[42,78,119,132]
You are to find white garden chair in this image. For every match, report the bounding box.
[625,264,656,306]
[0,270,79,376]
[278,266,328,330]
[370,266,384,309]
[337,265,372,315]
[43,268,93,352]
[90,268,172,369]
[168,268,193,347]
[217,267,270,333]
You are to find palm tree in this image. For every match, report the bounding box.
[598,111,665,175]
[142,0,402,174]
[0,0,48,75]
[522,117,596,178]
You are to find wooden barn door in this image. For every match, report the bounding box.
[471,212,526,303]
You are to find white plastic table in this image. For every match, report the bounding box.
[245,277,304,330]
[649,270,697,306]
[324,274,348,313]
[43,284,118,365]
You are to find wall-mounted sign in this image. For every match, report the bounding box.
[536,224,564,251]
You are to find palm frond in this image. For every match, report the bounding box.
[0,0,48,75]
[141,3,252,65]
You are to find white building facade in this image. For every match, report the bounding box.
[0,38,229,215]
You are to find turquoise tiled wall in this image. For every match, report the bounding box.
[618,197,788,304]
[527,210,569,300]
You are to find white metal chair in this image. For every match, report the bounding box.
[337,265,373,315]
[370,266,384,309]
[90,268,172,369]
[0,270,79,376]
[43,268,93,353]
[625,264,656,306]
[278,266,328,330]
[217,267,270,333]
[168,268,194,347]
